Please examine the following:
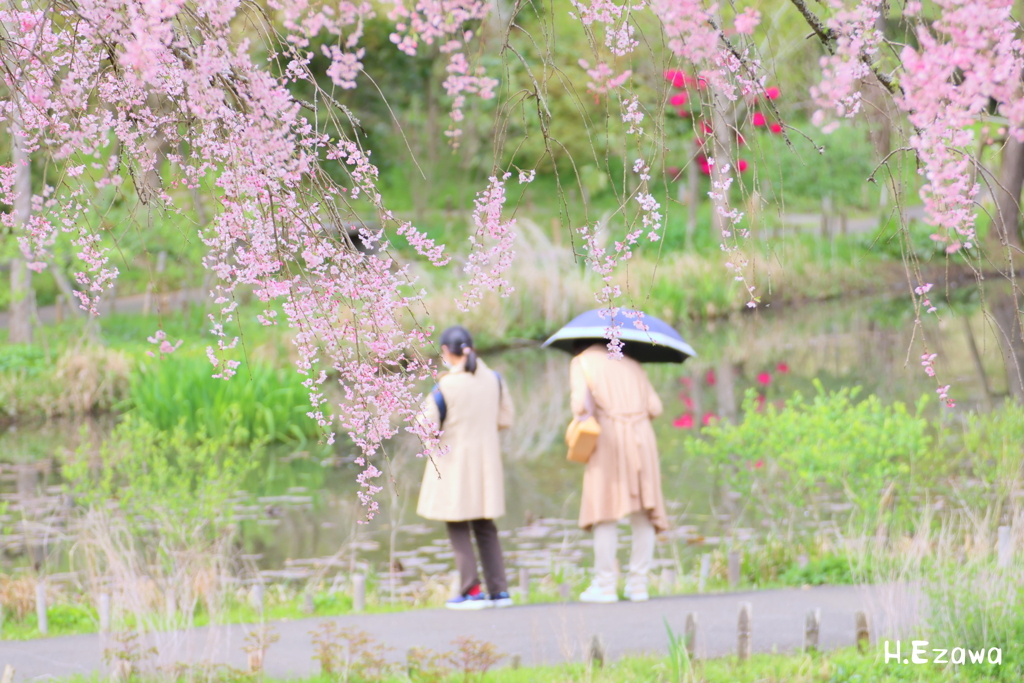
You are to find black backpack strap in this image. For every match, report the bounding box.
[431,385,447,427]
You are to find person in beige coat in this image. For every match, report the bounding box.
[417,326,515,610]
[570,342,668,603]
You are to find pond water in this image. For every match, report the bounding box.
[0,293,1009,596]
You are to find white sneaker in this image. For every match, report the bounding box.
[579,584,619,603]
[624,587,649,602]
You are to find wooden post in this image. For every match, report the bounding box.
[727,550,741,588]
[821,196,832,240]
[997,526,1012,567]
[252,582,265,615]
[804,609,820,652]
[353,574,366,612]
[589,634,606,668]
[165,591,175,619]
[519,567,529,601]
[698,555,711,593]
[855,610,870,653]
[684,612,698,658]
[737,603,752,661]
[1,665,13,683]
[36,580,47,635]
[661,567,677,595]
[55,295,64,324]
[558,582,571,601]
[510,654,522,670]
[99,592,111,635]
[303,591,315,615]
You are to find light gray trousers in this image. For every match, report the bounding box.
[591,511,655,593]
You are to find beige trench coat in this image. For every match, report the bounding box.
[416,358,515,522]
[571,344,668,532]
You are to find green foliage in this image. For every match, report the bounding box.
[685,384,933,526]
[754,125,880,212]
[0,344,48,375]
[780,554,857,587]
[128,354,319,445]
[64,414,259,543]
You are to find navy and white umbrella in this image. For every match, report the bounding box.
[542,308,696,363]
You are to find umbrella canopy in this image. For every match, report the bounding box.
[542,309,697,363]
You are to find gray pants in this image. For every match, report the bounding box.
[446,519,508,596]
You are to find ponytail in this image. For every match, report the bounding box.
[440,325,478,374]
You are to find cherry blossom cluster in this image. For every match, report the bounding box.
[708,161,758,308]
[810,0,884,132]
[897,0,1024,252]
[569,0,641,56]
[578,59,632,97]
[442,51,499,144]
[457,172,523,311]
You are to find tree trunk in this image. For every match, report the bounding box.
[9,115,34,344]
[994,294,1024,401]
[992,137,1024,399]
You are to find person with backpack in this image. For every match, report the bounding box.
[416,326,515,610]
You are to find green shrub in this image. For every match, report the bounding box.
[128,354,319,444]
[780,554,857,587]
[684,384,934,529]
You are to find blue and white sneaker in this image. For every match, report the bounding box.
[446,585,492,610]
[490,591,514,608]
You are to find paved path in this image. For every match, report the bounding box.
[0,585,920,680]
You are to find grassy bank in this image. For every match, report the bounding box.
[62,645,1008,683]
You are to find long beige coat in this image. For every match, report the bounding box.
[416,358,514,522]
[571,344,668,532]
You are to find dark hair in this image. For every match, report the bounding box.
[440,325,477,374]
[572,340,596,355]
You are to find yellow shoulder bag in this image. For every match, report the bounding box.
[565,357,601,464]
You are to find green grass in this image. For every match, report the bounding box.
[56,648,992,683]
[128,353,320,444]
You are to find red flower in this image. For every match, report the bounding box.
[680,376,693,388]
[705,369,716,386]
[776,362,789,374]
[738,159,750,173]
[664,70,690,89]
[670,92,688,107]
[754,459,765,469]
[751,111,767,127]
[699,120,714,135]
[667,166,683,181]
[673,414,694,429]
[698,157,712,175]
[755,394,767,411]
[757,372,772,385]
[683,397,694,409]
[736,132,746,146]
[702,412,718,426]
[765,87,780,100]
[677,108,691,118]
[769,123,783,134]
[696,76,708,89]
